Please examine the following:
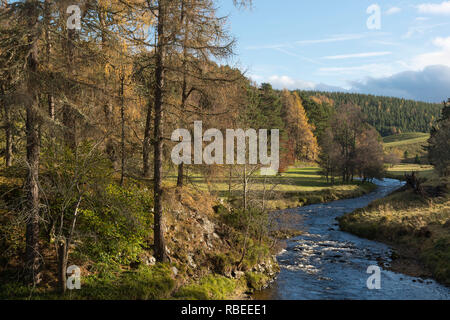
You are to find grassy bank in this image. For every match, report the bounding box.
[339,177,450,286]
[168,166,377,211]
[385,164,434,180]
[0,164,377,300]
[0,265,265,300]
[0,167,278,300]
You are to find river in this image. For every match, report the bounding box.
[254,178,450,300]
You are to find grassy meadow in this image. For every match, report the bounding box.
[385,164,435,180]
[383,132,430,163]
[166,165,376,210]
[382,133,435,179]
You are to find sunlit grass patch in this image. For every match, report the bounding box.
[174,274,246,300]
[383,132,430,162]
[167,166,370,193]
[383,132,430,146]
[386,164,434,180]
[164,166,376,210]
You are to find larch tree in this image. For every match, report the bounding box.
[354,126,385,181]
[138,0,250,262]
[0,0,13,168]
[0,0,46,284]
[173,0,236,187]
[281,90,318,162]
[24,1,42,285]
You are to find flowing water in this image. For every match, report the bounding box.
[254,179,450,300]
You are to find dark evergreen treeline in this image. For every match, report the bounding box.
[296,90,442,137]
[428,99,450,176]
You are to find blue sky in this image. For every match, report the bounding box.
[217,0,450,102]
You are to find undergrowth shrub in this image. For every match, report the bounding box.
[77,184,153,268]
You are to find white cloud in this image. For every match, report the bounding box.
[413,51,450,69]
[350,65,450,102]
[416,1,450,15]
[386,7,401,15]
[322,51,392,60]
[433,36,450,49]
[266,75,316,90]
[411,37,450,69]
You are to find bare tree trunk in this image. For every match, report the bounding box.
[120,74,125,186]
[24,1,41,285]
[262,175,267,211]
[176,164,184,188]
[57,240,67,294]
[44,0,54,120]
[48,95,55,120]
[63,105,76,149]
[104,102,117,165]
[143,100,152,178]
[5,118,12,167]
[2,95,13,167]
[177,162,184,188]
[228,166,232,197]
[99,13,117,167]
[25,79,41,285]
[243,164,247,211]
[153,0,168,263]
[176,3,190,188]
[63,27,77,149]
[57,196,81,294]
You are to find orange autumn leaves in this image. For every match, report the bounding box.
[279,90,319,172]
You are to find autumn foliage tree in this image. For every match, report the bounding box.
[281,90,318,162]
[319,103,384,183]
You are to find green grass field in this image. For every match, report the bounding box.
[168,166,367,192]
[383,132,430,162]
[166,166,376,210]
[385,164,435,180]
[382,132,430,145]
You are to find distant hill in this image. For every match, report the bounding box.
[382,132,430,145]
[296,91,442,137]
[383,132,430,163]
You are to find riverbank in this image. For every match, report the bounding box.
[385,164,434,181]
[0,167,278,300]
[252,178,449,299]
[171,166,377,211]
[339,177,450,286]
[263,181,376,211]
